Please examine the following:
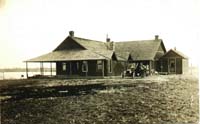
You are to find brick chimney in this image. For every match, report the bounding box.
[106,38,111,42]
[110,41,115,51]
[174,47,176,50]
[106,36,114,50]
[155,35,159,40]
[69,31,74,37]
[106,39,115,50]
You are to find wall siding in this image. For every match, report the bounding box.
[176,58,182,74]
[56,60,108,77]
[112,61,125,76]
[182,59,189,74]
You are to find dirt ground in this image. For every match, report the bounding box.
[0,75,199,124]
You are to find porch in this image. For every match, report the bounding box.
[25,60,108,79]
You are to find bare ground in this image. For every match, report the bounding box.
[0,75,199,124]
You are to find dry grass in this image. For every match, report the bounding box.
[0,75,199,124]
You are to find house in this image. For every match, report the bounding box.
[158,49,189,74]
[26,31,187,78]
[115,35,166,75]
[26,31,127,78]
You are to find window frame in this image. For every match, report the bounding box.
[82,61,88,72]
[62,62,67,71]
[96,60,103,71]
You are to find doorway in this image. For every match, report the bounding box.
[71,61,80,75]
[169,59,175,73]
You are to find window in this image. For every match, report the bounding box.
[62,62,66,71]
[77,62,79,70]
[109,60,112,73]
[97,60,102,70]
[82,61,88,72]
[170,62,175,68]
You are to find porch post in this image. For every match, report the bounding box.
[40,62,44,75]
[50,62,52,76]
[102,60,104,77]
[149,61,151,75]
[40,62,42,75]
[26,62,29,78]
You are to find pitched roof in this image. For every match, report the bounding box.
[72,37,108,51]
[26,50,107,62]
[27,35,118,62]
[115,52,131,61]
[27,34,166,62]
[53,37,86,51]
[161,49,188,59]
[115,39,166,61]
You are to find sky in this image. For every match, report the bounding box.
[0,0,199,68]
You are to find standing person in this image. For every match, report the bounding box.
[140,63,147,77]
[130,63,135,78]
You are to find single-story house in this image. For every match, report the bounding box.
[158,49,189,74]
[25,31,188,78]
[115,35,166,75]
[26,31,127,78]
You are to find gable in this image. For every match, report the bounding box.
[54,37,86,51]
[161,49,187,59]
[157,41,166,53]
[154,41,166,60]
[112,52,118,61]
[72,37,108,51]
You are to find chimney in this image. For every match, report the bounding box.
[106,34,114,50]
[69,31,74,37]
[155,35,159,40]
[106,34,110,42]
[110,41,115,51]
[174,47,176,50]
[106,38,111,42]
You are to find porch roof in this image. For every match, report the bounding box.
[26,50,108,62]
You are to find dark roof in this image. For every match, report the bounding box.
[115,52,131,61]
[27,35,166,62]
[161,49,188,59]
[115,39,166,61]
[27,50,113,62]
[72,37,108,51]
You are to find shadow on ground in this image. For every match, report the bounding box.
[0,83,106,101]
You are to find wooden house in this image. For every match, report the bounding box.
[26,31,127,78]
[115,35,166,75]
[26,31,188,78]
[158,49,189,74]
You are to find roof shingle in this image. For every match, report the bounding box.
[115,39,165,61]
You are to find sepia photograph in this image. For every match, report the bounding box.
[0,0,199,123]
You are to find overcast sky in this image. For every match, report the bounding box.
[0,0,199,68]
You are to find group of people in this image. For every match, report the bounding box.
[122,63,148,78]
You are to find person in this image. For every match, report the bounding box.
[140,63,147,77]
[130,64,135,78]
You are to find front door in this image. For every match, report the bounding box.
[71,62,79,75]
[169,59,175,73]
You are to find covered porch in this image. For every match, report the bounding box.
[25,50,110,78]
[25,61,56,79]
[25,59,108,79]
